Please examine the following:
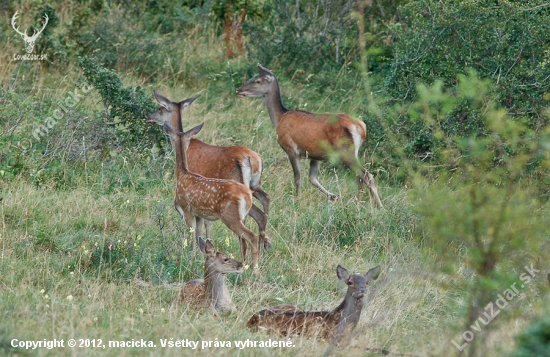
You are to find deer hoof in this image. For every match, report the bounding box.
[260,232,271,251]
[328,193,339,201]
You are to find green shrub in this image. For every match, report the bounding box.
[385,0,550,155]
[509,318,550,357]
[78,56,159,148]
[410,72,550,357]
[246,1,349,70]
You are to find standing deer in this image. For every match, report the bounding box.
[236,64,383,208]
[179,237,243,314]
[247,265,381,342]
[163,121,263,268]
[146,91,270,249]
[11,11,49,54]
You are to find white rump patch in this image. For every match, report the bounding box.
[250,160,261,189]
[351,126,362,158]
[241,157,252,188]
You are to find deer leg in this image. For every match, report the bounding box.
[223,218,260,268]
[175,200,196,249]
[250,170,270,215]
[204,220,212,239]
[344,159,383,208]
[195,217,204,247]
[360,168,383,208]
[240,238,247,264]
[309,159,338,200]
[247,204,270,251]
[287,152,302,195]
[252,188,270,216]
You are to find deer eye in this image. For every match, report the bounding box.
[255,79,261,83]
[347,281,353,286]
[223,257,229,262]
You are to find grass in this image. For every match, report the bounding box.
[1,179,458,357]
[1,12,548,357]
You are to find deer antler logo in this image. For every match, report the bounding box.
[11,11,49,54]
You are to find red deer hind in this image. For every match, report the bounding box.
[236,64,383,208]
[146,91,270,250]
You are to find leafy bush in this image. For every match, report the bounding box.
[64,3,210,83]
[245,1,358,79]
[385,0,550,155]
[78,56,159,148]
[410,73,550,356]
[510,318,550,357]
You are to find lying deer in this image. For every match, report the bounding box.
[179,237,243,314]
[147,91,270,249]
[163,121,262,268]
[236,65,383,208]
[247,265,381,342]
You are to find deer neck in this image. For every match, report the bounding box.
[170,108,183,179]
[204,264,231,312]
[327,293,364,337]
[172,105,184,132]
[263,79,287,128]
[172,107,190,177]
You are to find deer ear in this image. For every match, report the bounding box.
[257,64,275,83]
[336,265,350,281]
[365,266,381,281]
[198,237,207,254]
[185,123,204,138]
[154,90,172,110]
[257,63,273,75]
[163,122,177,140]
[180,95,200,109]
[204,239,216,257]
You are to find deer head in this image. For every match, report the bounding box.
[337,265,381,300]
[235,64,277,98]
[163,122,204,159]
[11,11,49,54]
[146,90,200,129]
[199,237,244,275]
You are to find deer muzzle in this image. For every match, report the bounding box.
[352,288,367,299]
[235,88,248,98]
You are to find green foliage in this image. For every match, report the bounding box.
[385,0,550,155]
[409,73,550,356]
[0,90,32,181]
[510,318,550,357]
[62,3,209,82]
[32,3,61,63]
[69,12,169,80]
[212,0,265,22]
[243,0,406,95]
[245,0,358,79]
[1,2,550,355]
[78,56,159,148]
